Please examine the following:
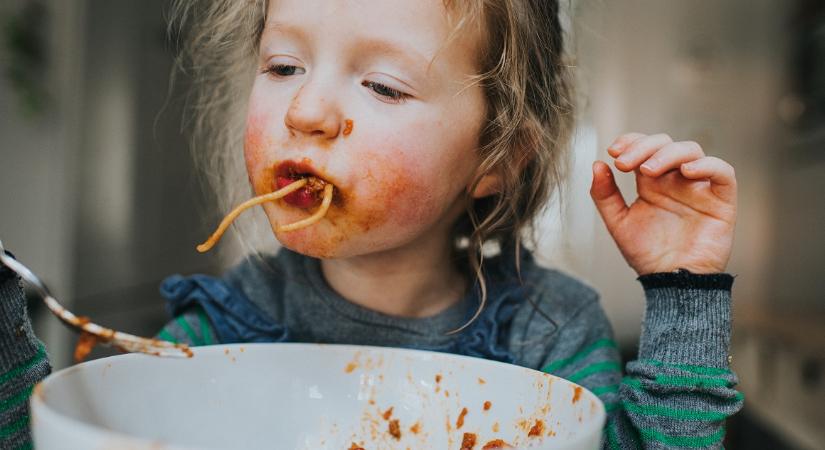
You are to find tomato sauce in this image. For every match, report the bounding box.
[460,432,477,450]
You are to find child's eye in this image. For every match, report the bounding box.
[263,64,306,77]
[362,80,407,103]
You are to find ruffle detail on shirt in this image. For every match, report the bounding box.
[446,284,525,363]
[419,244,532,364]
[160,274,289,344]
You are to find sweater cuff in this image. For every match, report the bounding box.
[637,270,734,369]
[638,269,734,290]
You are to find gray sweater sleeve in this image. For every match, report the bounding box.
[540,272,743,449]
[155,306,218,346]
[0,261,52,450]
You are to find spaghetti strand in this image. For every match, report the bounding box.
[196,178,308,253]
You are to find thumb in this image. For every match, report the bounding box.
[590,160,628,231]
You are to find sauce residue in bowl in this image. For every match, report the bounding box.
[456,407,468,429]
[482,439,512,449]
[388,419,401,440]
[528,419,545,437]
[409,422,421,434]
[460,432,477,450]
[572,385,583,403]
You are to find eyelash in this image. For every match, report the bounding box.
[262,64,408,104]
[361,80,407,103]
[263,64,304,77]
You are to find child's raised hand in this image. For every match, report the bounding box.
[590,133,737,275]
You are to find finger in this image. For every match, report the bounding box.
[590,161,628,231]
[680,156,737,202]
[607,132,646,157]
[639,141,705,177]
[614,133,673,172]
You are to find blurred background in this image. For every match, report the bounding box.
[0,0,823,448]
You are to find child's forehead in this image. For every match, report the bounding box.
[261,0,482,69]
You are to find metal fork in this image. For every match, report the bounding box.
[0,240,192,359]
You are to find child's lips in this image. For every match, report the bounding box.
[273,161,332,209]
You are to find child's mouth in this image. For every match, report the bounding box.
[274,160,331,209]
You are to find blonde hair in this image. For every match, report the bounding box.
[168,0,575,328]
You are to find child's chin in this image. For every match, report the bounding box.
[274,227,347,259]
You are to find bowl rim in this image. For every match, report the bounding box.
[32,342,606,449]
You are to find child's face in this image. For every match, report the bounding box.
[244,0,488,258]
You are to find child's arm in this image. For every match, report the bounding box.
[583,132,741,448]
[540,273,741,450]
[0,253,52,450]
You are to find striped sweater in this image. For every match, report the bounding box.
[1,249,742,449]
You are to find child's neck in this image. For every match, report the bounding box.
[320,235,467,319]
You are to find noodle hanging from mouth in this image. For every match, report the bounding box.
[196,178,333,253]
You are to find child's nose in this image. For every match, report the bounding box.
[284,82,342,140]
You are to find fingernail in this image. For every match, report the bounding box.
[616,155,630,165]
[641,161,657,172]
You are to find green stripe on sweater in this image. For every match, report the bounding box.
[656,375,733,389]
[175,315,202,346]
[156,328,178,344]
[197,310,215,345]
[623,375,733,390]
[642,359,732,376]
[540,339,618,373]
[569,361,621,383]
[623,400,728,421]
[0,386,33,412]
[639,426,725,448]
[0,344,46,384]
[592,384,619,396]
[605,422,621,450]
[0,415,28,439]
[16,442,33,450]
[623,377,744,402]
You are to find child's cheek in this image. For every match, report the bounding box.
[332,152,435,229]
[243,114,275,195]
[280,152,438,258]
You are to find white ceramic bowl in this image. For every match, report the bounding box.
[31,343,605,449]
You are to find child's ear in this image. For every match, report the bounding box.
[470,170,503,199]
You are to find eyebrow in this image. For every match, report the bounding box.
[263,21,432,75]
[351,37,433,74]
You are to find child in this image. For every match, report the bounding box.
[0,0,742,448]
